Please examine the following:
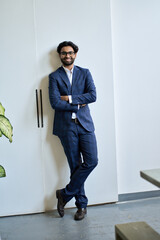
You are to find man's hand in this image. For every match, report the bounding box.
[61,95,69,102]
[61,96,86,107]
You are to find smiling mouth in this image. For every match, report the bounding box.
[65,59,71,62]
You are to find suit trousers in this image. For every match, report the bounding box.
[59,121,98,208]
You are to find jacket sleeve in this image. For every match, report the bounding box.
[71,69,97,105]
[49,74,78,112]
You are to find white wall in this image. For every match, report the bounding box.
[111,0,160,194]
[1,0,160,216]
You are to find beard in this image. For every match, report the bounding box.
[61,57,75,66]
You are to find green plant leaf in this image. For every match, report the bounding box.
[0,165,6,177]
[0,129,2,137]
[0,103,5,116]
[0,115,13,142]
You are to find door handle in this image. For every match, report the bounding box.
[35,89,43,128]
[40,89,43,128]
[36,89,40,128]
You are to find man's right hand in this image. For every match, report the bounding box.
[61,95,69,102]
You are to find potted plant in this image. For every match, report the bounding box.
[0,103,13,177]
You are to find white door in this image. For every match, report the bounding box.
[35,0,118,209]
[0,0,45,216]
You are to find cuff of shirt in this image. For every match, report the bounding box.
[68,95,72,103]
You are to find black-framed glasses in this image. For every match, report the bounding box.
[60,51,75,57]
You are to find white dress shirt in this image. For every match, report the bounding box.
[63,66,77,119]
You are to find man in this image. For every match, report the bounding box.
[49,41,98,221]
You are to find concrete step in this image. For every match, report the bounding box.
[115,221,160,240]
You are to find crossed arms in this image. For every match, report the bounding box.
[49,69,96,112]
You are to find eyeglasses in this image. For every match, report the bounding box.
[60,51,75,57]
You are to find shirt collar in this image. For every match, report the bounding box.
[63,65,74,74]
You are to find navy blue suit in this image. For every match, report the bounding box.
[49,66,98,208]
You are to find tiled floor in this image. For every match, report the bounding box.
[0,197,160,240]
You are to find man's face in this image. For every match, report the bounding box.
[59,46,77,67]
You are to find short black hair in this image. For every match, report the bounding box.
[57,41,79,54]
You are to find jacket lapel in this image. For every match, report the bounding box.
[58,67,71,91]
[72,66,80,93]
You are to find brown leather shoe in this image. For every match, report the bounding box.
[74,208,87,221]
[56,190,66,217]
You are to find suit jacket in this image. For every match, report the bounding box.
[49,65,96,136]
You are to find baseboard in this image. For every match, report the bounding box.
[118,190,160,202]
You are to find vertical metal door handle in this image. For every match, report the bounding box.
[35,89,40,128]
[40,89,43,128]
